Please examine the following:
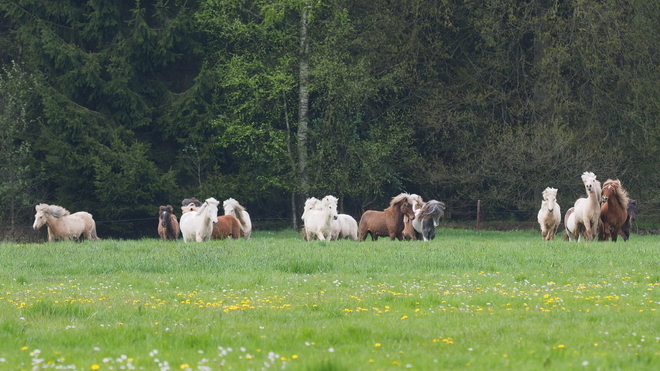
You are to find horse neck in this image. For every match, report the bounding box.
[232,208,245,224]
[44,213,67,233]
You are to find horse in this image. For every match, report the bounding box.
[331,214,359,241]
[359,193,416,241]
[223,198,252,239]
[570,172,601,242]
[179,197,219,243]
[412,200,446,241]
[618,199,636,241]
[598,179,629,242]
[33,203,100,242]
[402,194,425,240]
[158,205,180,240]
[300,197,319,241]
[303,195,339,241]
[212,214,242,240]
[537,187,561,241]
[563,207,575,241]
[181,198,202,213]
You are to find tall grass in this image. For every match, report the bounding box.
[0,229,659,370]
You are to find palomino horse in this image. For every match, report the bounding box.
[179,198,219,243]
[413,200,446,241]
[33,203,100,242]
[158,205,180,240]
[359,193,416,241]
[303,195,339,241]
[212,214,242,240]
[223,198,252,239]
[570,172,601,241]
[537,187,561,241]
[598,179,629,242]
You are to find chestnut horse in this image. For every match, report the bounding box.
[599,179,629,242]
[158,205,180,240]
[359,193,416,241]
[212,214,242,240]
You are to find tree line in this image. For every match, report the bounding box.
[1,0,658,239]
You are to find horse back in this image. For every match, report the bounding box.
[359,210,389,238]
[213,215,241,239]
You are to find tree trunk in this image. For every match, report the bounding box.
[297,0,311,198]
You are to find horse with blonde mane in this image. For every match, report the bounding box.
[537,187,561,241]
[570,172,601,241]
[223,198,252,239]
[179,197,219,243]
[402,194,425,240]
[303,195,339,241]
[599,179,629,242]
[158,205,180,240]
[359,193,416,241]
[33,203,100,242]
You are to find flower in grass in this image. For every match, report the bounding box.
[180,364,189,369]
[400,315,408,320]
[557,344,565,349]
[21,346,28,351]
[292,355,298,359]
[375,343,381,347]
[91,365,100,370]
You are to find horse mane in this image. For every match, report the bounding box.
[224,198,246,224]
[409,194,425,209]
[389,193,412,208]
[36,203,70,218]
[418,200,445,219]
[603,179,629,210]
[182,198,202,207]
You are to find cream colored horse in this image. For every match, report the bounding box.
[571,172,601,241]
[33,203,99,242]
[223,198,252,239]
[537,187,561,241]
[179,197,219,243]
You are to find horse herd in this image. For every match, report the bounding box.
[30,173,635,244]
[31,193,447,243]
[301,193,446,242]
[537,171,637,242]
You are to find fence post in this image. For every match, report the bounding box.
[476,200,481,231]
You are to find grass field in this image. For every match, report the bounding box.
[0,229,659,370]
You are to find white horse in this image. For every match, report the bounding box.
[571,172,601,241]
[331,214,359,241]
[223,198,252,239]
[412,200,446,241]
[33,203,100,242]
[537,187,561,241]
[179,197,219,242]
[303,195,338,241]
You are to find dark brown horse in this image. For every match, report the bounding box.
[212,214,242,240]
[158,205,180,240]
[611,199,636,241]
[359,193,416,241]
[599,179,629,242]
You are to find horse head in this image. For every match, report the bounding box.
[542,187,558,213]
[581,172,598,193]
[33,208,47,230]
[322,195,339,220]
[601,184,613,203]
[391,194,415,221]
[159,205,174,227]
[628,200,637,221]
[204,198,220,224]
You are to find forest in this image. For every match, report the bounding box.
[1,0,659,239]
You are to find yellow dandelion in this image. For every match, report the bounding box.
[400,315,408,320]
[91,365,100,370]
[292,355,299,359]
[375,343,381,347]
[180,364,189,369]
[557,344,565,348]
[21,346,28,351]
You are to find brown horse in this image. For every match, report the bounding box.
[359,193,416,241]
[212,214,242,240]
[599,180,629,242]
[618,199,636,241]
[158,205,180,240]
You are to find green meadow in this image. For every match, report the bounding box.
[0,229,659,370]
